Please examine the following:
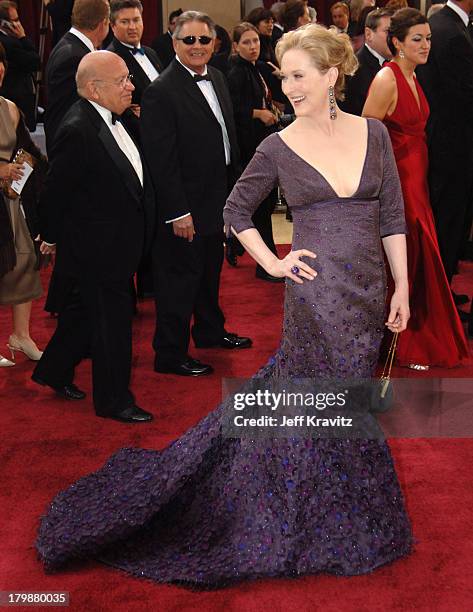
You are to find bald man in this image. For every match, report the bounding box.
[33,51,156,424]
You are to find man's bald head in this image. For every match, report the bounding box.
[76,50,123,94]
[76,51,134,115]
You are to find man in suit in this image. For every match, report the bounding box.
[417,0,473,288]
[0,1,40,130]
[107,0,162,119]
[141,11,252,377]
[44,0,110,152]
[151,7,182,69]
[33,51,155,423]
[340,8,392,116]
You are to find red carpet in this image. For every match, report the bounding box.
[1,254,473,611]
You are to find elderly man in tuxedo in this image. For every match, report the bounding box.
[417,0,473,289]
[44,0,110,151]
[33,51,155,423]
[141,11,252,377]
[341,8,392,116]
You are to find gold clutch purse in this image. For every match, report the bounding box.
[1,148,36,199]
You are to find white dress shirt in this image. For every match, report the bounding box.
[89,100,143,186]
[69,27,95,52]
[166,57,232,224]
[120,41,160,82]
[446,0,469,27]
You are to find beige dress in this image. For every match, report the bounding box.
[0,97,42,305]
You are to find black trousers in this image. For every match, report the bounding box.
[136,250,154,297]
[34,276,134,416]
[152,226,225,366]
[428,134,473,283]
[252,187,278,274]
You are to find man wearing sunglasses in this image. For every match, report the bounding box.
[141,10,252,378]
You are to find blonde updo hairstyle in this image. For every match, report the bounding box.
[276,24,358,101]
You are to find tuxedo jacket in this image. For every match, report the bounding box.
[340,45,381,116]
[39,98,155,283]
[417,5,473,144]
[44,32,90,151]
[140,59,240,236]
[0,31,40,129]
[106,37,163,105]
[151,31,175,69]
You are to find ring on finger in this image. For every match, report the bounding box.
[290,265,300,275]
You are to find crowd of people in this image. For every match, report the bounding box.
[0,0,471,592]
[1,0,472,401]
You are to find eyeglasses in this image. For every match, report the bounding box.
[94,74,133,89]
[176,35,213,45]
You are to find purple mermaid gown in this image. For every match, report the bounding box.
[36,118,412,586]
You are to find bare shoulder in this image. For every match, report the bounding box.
[371,66,397,93]
[278,120,300,144]
[343,113,367,127]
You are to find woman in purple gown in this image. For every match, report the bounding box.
[36,25,413,587]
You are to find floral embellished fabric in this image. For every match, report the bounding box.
[36,118,412,587]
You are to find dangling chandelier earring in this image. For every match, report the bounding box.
[399,49,405,59]
[328,85,337,120]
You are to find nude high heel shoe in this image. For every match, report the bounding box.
[0,354,15,367]
[7,335,43,361]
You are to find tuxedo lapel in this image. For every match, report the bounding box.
[172,60,221,127]
[444,5,468,29]
[358,46,382,81]
[207,67,233,132]
[81,101,142,200]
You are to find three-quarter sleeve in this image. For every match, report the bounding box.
[378,122,408,238]
[223,138,279,234]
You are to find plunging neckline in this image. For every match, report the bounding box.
[387,62,422,115]
[276,119,371,200]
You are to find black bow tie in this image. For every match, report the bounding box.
[131,46,145,55]
[194,74,212,83]
[111,112,121,125]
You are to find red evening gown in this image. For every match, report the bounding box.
[383,61,469,367]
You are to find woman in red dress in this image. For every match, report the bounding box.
[363,8,469,369]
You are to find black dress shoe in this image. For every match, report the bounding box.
[195,332,253,350]
[154,356,213,376]
[255,269,285,283]
[453,292,469,306]
[31,374,86,400]
[107,405,153,423]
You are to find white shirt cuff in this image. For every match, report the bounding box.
[166,213,191,223]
